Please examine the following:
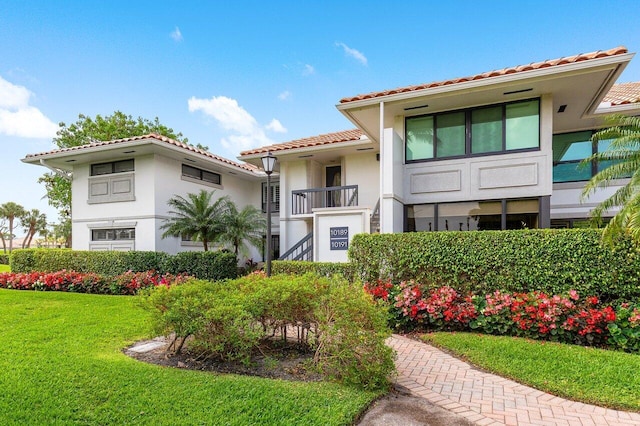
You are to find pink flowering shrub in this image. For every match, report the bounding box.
[393,281,477,330]
[111,270,191,295]
[364,280,634,352]
[0,270,191,295]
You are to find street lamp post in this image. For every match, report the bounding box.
[261,152,277,277]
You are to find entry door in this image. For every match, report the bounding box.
[325,166,341,207]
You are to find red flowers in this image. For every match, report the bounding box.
[364,280,629,350]
[0,270,190,295]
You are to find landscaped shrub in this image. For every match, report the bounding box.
[142,273,395,390]
[314,280,395,390]
[350,229,640,303]
[608,303,640,352]
[0,270,189,295]
[365,279,638,352]
[0,254,9,265]
[161,251,238,280]
[272,260,355,280]
[10,249,237,281]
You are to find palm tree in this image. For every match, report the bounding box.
[0,219,7,253]
[0,202,26,252]
[160,190,229,251]
[220,202,267,257]
[581,114,640,243]
[20,209,47,248]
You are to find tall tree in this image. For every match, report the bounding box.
[0,202,26,252]
[0,219,7,253]
[160,190,229,251]
[20,209,47,249]
[581,114,640,244]
[219,202,267,257]
[39,111,188,222]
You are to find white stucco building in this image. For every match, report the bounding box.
[23,46,640,263]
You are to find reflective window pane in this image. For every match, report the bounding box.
[114,159,134,173]
[406,116,434,161]
[438,201,501,231]
[471,106,502,153]
[506,100,539,150]
[436,112,465,158]
[506,199,538,230]
[407,205,435,232]
[553,131,592,162]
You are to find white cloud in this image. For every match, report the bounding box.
[188,95,285,154]
[266,119,287,133]
[336,42,368,66]
[170,27,183,42]
[278,90,291,101]
[302,64,315,76]
[0,76,57,139]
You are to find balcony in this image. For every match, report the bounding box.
[291,185,358,215]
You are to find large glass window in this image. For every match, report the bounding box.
[506,199,539,229]
[90,159,134,176]
[552,131,593,183]
[406,116,434,161]
[437,201,502,231]
[505,100,539,150]
[406,198,539,232]
[471,106,502,154]
[182,164,221,185]
[91,228,135,241]
[406,99,539,162]
[436,112,465,158]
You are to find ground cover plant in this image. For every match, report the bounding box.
[0,289,378,425]
[0,270,191,295]
[424,332,640,411]
[143,272,395,390]
[365,280,640,352]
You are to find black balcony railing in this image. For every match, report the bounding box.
[291,185,358,215]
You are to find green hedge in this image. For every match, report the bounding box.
[272,260,354,280]
[10,249,237,280]
[163,251,238,281]
[349,229,640,302]
[0,254,9,265]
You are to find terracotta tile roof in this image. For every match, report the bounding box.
[239,129,364,156]
[339,46,629,104]
[24,133,258,171]
[603,82,640,105]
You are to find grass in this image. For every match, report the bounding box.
[0,290,379,425]
[0,264,10,272]
[424,332,640,411]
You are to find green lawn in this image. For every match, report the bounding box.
[424,332,640,411]
[0,264,10,272]
[0,289,378,425]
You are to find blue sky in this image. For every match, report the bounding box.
[2,0,640,230]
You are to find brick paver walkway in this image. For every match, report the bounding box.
[389,334,640,426]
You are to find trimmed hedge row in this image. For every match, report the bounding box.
[349,229,640,303]
[10,249,238,281]
[272,260,354,280]
[0,254,8,265]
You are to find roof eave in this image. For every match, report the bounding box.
[239,137,374,162]
[593,102,640,115]
[23,137,260,178]
[336,53,636,111]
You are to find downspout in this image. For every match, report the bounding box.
[39,159,72,180]
[379,101,384,233]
